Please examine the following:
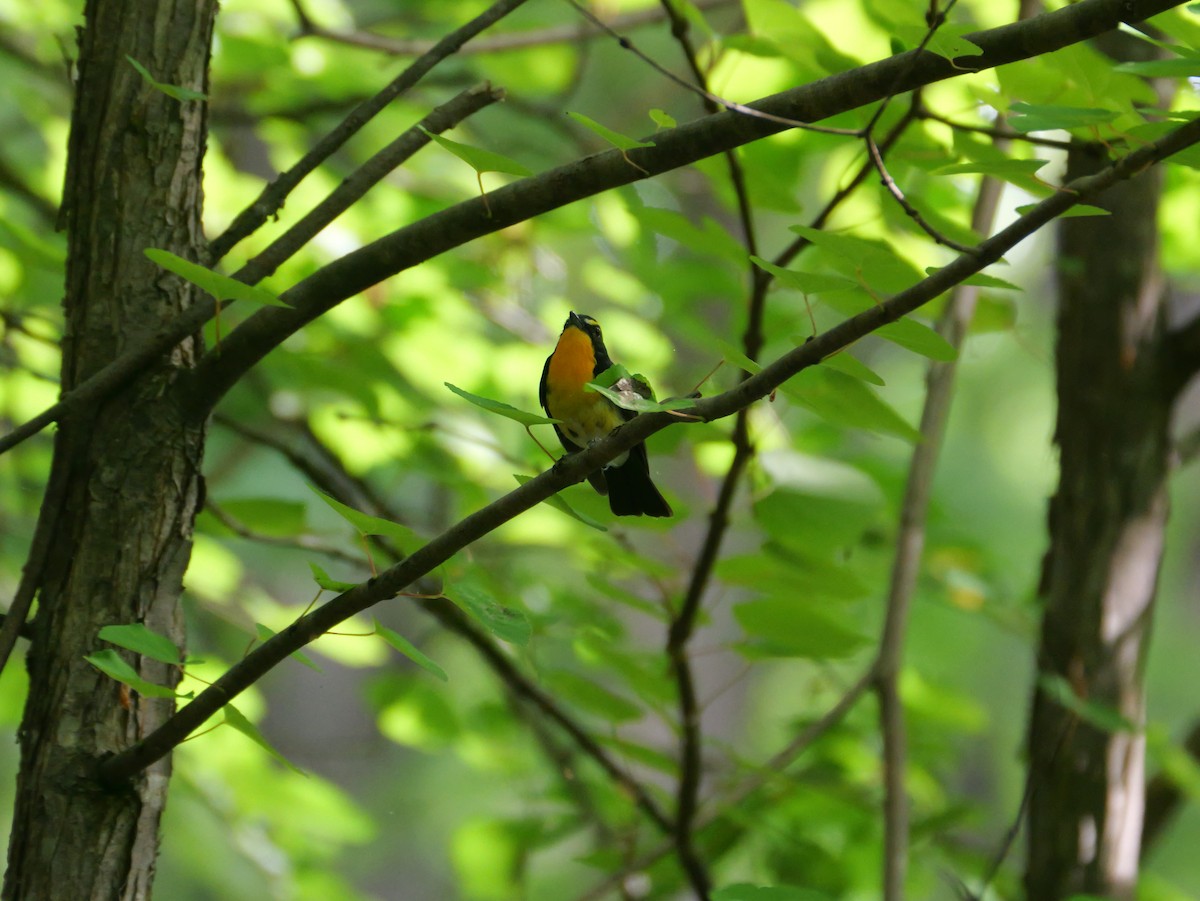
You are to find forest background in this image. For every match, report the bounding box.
[1,0,1200,899]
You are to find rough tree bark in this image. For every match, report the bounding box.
[1024,108,1173,901]
[3,2,215,898]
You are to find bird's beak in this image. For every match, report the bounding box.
[566,311,586,330]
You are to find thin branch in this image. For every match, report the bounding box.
[96,117,1200,785]
[565,0,858,138]
[208,0,533,262]
[917,105,1075,150]
[867,133,977,254]
[0,0,1187,457]
[231,83,504,285]
[204,500,368,567]
[656,0,760,892]
[293,0,738,56]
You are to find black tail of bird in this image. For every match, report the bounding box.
[604,443,672,517]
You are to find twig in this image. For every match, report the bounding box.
[293,0,738,56]
[231,83,504,285]
[564,0,859,138]
[655,0,760,892]
[204,500,369,567]
[917,105,1075,150]
[867,133,977,253]
[209,0,533,262]
[94,115,1200,791]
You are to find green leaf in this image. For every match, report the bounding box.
[215,497,307,537]
[810,293,957,361]
[649,108,676,129]
[84,649,185,698]
[310,487,418,547]
[784,227,926,293]
[894,24,982,61]
[587,377,693,414]
[98,623,182,665]
[1008,102,1118,133]
[1038,674,1136,734]
[445,382,559,426]
[924,267,1022,291]
[714,885,832,901]
[308,561,360,592]
[734,600,869,659]
[715,340,763,375]
[374,619,448,682]
[255,623,322,672]
[599,734,678,775]
[419,127,532,176]
[223,703,305,773]
[513,473,608,532]
[144,249,287,307]
[126,55,207,101]
[566,112,655,151]
[545,671,642,722]
[638,207,747,264]
[971,295,1018,333]
[751,255,857,294]
[781,365,921,442]
[446,584,531,646]
[1114,56,1200,77]
[934,158,1050,180]
[818,352,885,386]
[1015,202,1111,218]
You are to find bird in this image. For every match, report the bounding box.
[539,311,672,517]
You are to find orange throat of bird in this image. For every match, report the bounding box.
[547,327,596,394]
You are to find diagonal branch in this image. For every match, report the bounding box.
[0,0,1186,456]
[96,113,1200,785]
[209,0,532,262]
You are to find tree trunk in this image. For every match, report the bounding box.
[1023,138,1170,899]
[3,2,215,898]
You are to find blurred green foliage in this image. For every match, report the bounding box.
[2,0,1200,899]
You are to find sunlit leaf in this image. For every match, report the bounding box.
[734,600,869,659]
[126,55,207,101]
[256,623,322,672]
[374,619,448,682]
[1008,101,1118,133]
[308,561,359,593]
[144,248,287,306]
[649,109,677,129]
[445,382,558,425]
[566,111,654,151]
[310,488,417,547]
[1015,202,1110,218]
[84,649,184,698]
[445,584,530,646]
[223,703,305,773]
[98,623,182,665]
[419,126,532,176]
[514,474,608,532]
[818,351,885,386]
[781,365,921,442]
